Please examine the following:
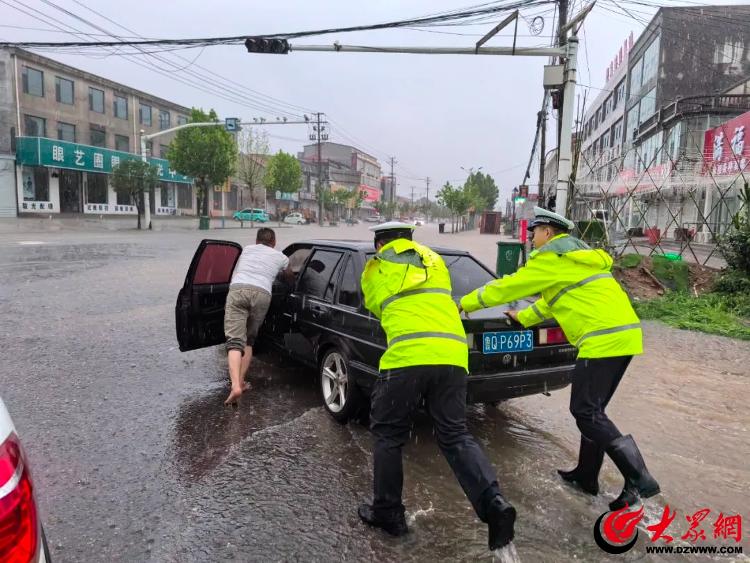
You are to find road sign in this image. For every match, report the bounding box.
[225,118,240,132]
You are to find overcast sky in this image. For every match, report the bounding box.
[1,0,741,204]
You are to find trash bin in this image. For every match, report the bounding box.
[199,216,210,230]
[496,241,524,276]
[645,228,661,245]
[439,223,445,234]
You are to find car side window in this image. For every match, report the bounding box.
[298,250,343,300]
[286,247,312,276]
[337,256,362,309]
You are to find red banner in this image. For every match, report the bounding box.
[703,110,750,176]
[360,185,380,202]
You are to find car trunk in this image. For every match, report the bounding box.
[461,303,577,375]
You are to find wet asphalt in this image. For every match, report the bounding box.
[0,223,747,562]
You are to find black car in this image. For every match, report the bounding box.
[176,239,576,422]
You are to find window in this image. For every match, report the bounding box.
[87,172,108,204]
[24,115,46,137]
[115,135,129,152]
[57,122,76,142]
[440,254,494,297]
[638,88,656,124]
[22,66,44,97]
[626,107,639,144]
[90,125,106,147]
[629,57,643,98]
[615,80,626,106]
[177,184,193,209]
[89,87,105,113]
[55,77,74,105]
[161,183,176,207]
[177,115,188,125]
[159,144,169,159]
[641,37,660,87]
[337,256,361,308]
[159,110,170,130]
[612,119,624,153]
[287,247,313,275]
[117,190,132,206]
[139,103,152,126]
[146,140,153,156]
[21,166,49,201]
[298,250,343,300]
[113,94,128,119]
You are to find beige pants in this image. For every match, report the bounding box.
[224,285,272,352]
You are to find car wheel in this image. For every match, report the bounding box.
[320,348,361,423]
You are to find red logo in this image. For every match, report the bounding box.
[594,505,644,554]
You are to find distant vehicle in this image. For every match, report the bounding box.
[0,397,50,562]
[345,217,360,225]
[283,212,307,225]
[233,208,269,223]
[364,215,380,223]
[177,240,576,423]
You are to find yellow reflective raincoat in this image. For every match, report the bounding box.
[460,234,642,359]
[361,239,468,371]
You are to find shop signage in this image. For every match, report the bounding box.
[16,137,193,184]
[703,111,749,176]
[83,204,137,214]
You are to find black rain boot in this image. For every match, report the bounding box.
[558,435,605,495]
[606,435,660,511]
[358,503,409,537]
[487,494,517,551]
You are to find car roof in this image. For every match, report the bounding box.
[291,239,471,255]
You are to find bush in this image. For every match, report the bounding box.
[650,255,690,292]
[617,253,644,269]
[717,184,750,277]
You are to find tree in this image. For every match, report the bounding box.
[464,172,499,212]
[167,108,237,219]
[263,150,302,221]
[236,128,270,227]
[110,159,159,229]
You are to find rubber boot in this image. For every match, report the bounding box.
[358,503,408,537]
[487,495,517,551]
[558,435,605,495]
[606,434,660,511]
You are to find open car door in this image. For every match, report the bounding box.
[176,239,242,352]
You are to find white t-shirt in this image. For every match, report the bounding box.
[230,244,289,293]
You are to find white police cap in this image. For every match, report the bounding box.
[368,221,416,233]
[528,206,575,231]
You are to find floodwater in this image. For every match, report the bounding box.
[0,224,747,562]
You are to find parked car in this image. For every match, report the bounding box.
[176,240,576,422]
[233,208,269,223]
[283,212,307,225]
[0,396,50,562]
[364,215,380,223]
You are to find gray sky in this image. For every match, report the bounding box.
[0,0,716,204]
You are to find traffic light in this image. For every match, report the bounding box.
[245,37,290,54]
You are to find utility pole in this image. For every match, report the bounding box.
[410,186,415,207]
[556,0,569,145]
[538,108,547,206]
[388,156,397,219]
[425,176,431,222]
[312,112,328,223]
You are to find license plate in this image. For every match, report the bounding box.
[482,330,534,354]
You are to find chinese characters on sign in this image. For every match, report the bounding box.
[704,111,750,176]
[642,505,740,544]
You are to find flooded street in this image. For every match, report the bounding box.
[0,223,747,562]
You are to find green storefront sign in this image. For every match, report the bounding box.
[15,136,193,184]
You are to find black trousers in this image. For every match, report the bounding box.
[569,356,632,448]
[369,365,500,522]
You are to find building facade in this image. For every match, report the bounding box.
[1,47,195,218]
[573,6,750,241]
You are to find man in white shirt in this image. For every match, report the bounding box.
[224,228,290,405]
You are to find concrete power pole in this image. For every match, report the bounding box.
[388,156,397,219]
[556,0,569,146]
[425,176,430,222]
[314,112,327,223]
[538,108,547,206]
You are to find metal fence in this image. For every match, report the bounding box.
[569,120,747,269]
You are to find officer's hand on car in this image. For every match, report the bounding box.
[505,310,519,322]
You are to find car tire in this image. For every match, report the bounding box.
[319,347,361,423]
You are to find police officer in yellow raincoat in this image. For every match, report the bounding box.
[359,222,516,551]
[460,207,660,511]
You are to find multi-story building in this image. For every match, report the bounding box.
[573,6,750,240]
[1,47,194,218]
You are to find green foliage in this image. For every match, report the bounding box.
[110,159,159,229]
[236,128,270,216]
[650,255,690,292]
[263,150,302,194]
[714,269,750,295]
[717,183,750,278]
[616,254,644,269]
[635,291,750,340]
[373,200,399,220]
[167,108,237,217]
[463,172,499,211]
[576,220,607,244]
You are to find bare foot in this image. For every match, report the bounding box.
[224,382,250,406]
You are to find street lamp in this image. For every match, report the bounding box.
[512,187,519,238]
[460,166,483,176]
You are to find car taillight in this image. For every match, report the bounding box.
[0,433,39,563]
[538,327,568,345]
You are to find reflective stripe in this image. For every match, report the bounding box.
[575,323,641,347]
[381,288,452,312]
[531,302,545,320]
[548,273,613,307]
[388,331,467,347]
[477,286,488,308]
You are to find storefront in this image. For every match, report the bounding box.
[15,136,193,215]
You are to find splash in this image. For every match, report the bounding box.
[492,541,521,563]
[406,503,434,525]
